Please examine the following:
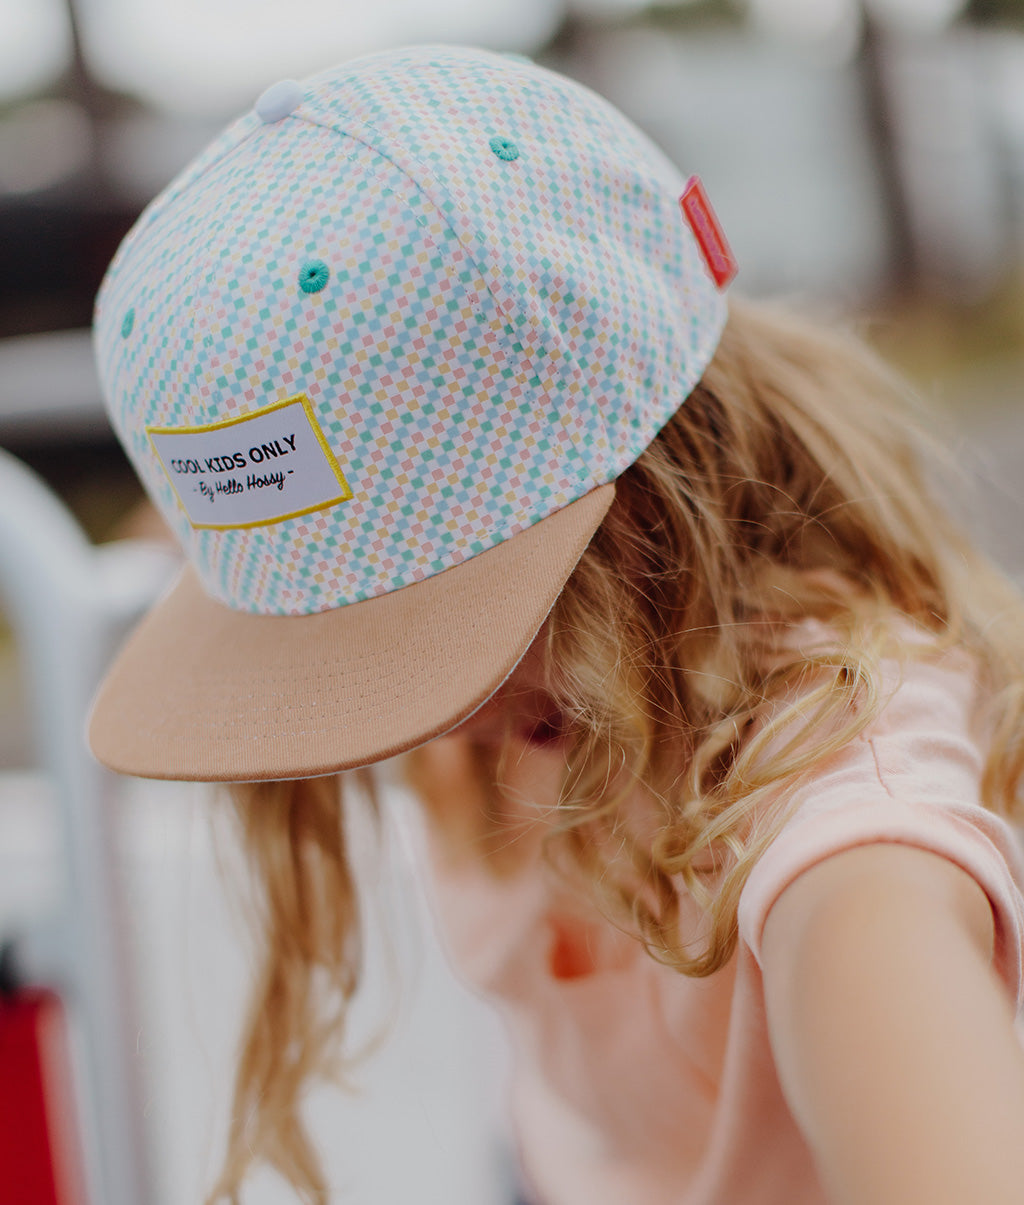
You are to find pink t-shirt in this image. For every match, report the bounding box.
[418,643,1024,1205]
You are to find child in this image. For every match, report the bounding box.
[87,44,1024,1205]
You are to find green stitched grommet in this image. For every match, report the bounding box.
[121,307,135,338]
[489,136,519,162]
[299,259,330,294]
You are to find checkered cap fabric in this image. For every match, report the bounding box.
[94,44,728,617]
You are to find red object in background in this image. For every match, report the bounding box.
[0,990,88,1205]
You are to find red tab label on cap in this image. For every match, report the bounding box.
[679,176,737,290]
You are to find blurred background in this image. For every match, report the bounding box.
[1,1,1023,1203]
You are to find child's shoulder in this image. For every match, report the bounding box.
[739,624,1024,1004]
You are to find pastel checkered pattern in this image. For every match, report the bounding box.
[94,44,728,615]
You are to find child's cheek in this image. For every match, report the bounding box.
[402,734,567,873]
[402,737,489,833]
[498,741,567,818]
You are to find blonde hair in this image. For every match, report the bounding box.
[209,297,1024,1202]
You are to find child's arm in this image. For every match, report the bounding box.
[760,841,1024,1205]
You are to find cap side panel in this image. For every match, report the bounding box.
[286,102,607,488]
[302,46,725,482]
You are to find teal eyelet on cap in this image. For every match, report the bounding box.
[489,136,519,162]
[299,259,329,294]
[120,307,135,338]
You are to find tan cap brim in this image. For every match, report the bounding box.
[88,484,615,782]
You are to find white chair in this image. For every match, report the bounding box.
[0,446,176,1205]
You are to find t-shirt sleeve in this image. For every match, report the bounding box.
[737,655,1024,1011]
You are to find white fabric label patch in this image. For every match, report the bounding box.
[149,395,352,529]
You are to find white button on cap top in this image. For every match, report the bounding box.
[254,79,304,123]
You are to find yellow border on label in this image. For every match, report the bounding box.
[147,393,354,532]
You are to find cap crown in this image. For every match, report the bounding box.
[94,44,726,615]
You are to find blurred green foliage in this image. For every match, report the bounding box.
[868,268,1024,409]
[636,0,743,31]
[967,0,1024,28]
[626,0,1024,33]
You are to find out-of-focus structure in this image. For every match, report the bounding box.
[4,0,1024,435]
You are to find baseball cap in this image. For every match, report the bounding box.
[88,44,734,782]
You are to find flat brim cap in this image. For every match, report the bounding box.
[88,46,731,783]
[88,484,614,781]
